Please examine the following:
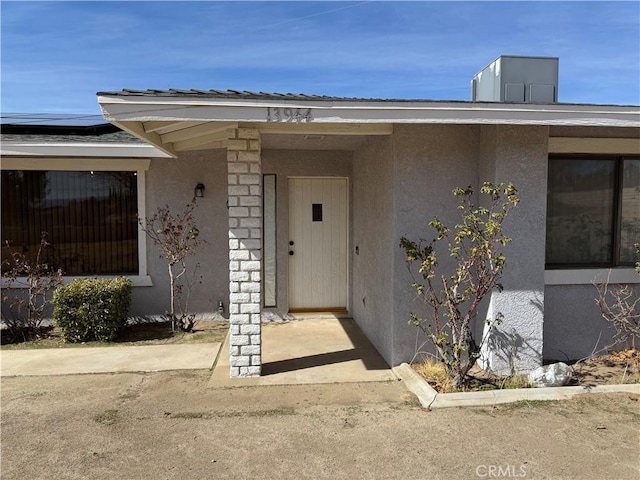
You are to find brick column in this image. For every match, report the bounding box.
[227,128,262,377]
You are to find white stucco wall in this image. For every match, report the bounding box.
[131,149,230,318]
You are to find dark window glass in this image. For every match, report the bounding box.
[312,203,323,222]
[621,159,640,263]
[546,156,640,268]
[1,170,139,275]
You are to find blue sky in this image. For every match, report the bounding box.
[2,1,639,114]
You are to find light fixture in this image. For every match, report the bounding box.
[194,183,205,198]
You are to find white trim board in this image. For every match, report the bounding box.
[2,157,151,171]
[3,275,153,289]
[0,143,170,158]
[549,137,640,154]
[545,268,640,285]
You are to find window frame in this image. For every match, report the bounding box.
[546,154,639,271]
[1,157,152,287]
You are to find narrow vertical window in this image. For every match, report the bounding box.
[263,174,277,307]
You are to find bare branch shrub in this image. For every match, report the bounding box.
[1,232,63,339]
[594,243,640,350]
[139,201,204,332]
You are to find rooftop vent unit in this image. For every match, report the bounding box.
[471,55,559,103]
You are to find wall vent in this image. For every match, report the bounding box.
[471,55,559,103]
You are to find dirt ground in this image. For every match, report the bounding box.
[2,371,638,480]
[571,349,640,386]
[414,349,640,393]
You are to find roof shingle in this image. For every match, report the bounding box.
[96,88,437,103]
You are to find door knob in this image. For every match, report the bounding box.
[289,240,294,246]
[289,250,294,256]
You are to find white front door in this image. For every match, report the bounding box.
[288,177,348,310]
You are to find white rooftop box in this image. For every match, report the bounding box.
[471,55,559,103]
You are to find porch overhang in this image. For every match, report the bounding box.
[97,93,640,157]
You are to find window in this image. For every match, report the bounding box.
[1,159,149,279]
[263,174,277,307]
[546,156,640,268]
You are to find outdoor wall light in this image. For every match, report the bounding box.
[194,183,205,198]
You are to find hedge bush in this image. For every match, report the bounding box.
[52,277,132,343]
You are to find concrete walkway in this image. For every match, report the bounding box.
[0,343,221,376]
[208,318,396,387]
[0,318,396,385]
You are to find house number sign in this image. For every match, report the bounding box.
[266,107,313,123]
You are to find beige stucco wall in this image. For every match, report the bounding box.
[131,149,229,318]
[389,124,481,366]
[478,125,548,374]
[351,136,396,365]
[127,124,638,370]
[544,284,640,361]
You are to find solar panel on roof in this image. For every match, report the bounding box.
[0,113,106,127]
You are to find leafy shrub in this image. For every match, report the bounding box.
[400,182,519,389]
[52,277,132,342]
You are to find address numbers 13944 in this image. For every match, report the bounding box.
[266,107,313,123]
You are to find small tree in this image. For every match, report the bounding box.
[594,242,640,350]
[139,201,204,332]
[1,232,63,339]
[400,182,519,389]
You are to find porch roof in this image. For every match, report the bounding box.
[97,89,640,158]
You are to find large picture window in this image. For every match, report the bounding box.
[546,156,640,268]
[2,170,139,275]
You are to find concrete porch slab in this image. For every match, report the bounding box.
[0,343,221,377]
[208,318,396,387]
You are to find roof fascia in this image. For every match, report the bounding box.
[98,95,640,128]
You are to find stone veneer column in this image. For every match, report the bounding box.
[227,127,262,377]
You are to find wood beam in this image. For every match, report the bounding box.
[173,132,229,151]
[176,140,227,151]
[117,121,177,158]
[160,122,237,144]
[143,120,212,135]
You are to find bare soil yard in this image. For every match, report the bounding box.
[1,370,639,479]
[414,349,640,393]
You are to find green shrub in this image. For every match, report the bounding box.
[52,277,132,342]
